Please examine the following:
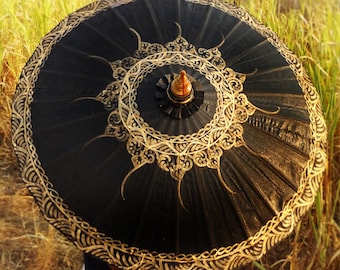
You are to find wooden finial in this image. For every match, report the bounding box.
[170,70,193,98]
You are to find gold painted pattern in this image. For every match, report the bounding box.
[95,24,273,206]
[11,0,327,269]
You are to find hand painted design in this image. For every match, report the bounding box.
[93,24,279,208]
[11,0,327,268]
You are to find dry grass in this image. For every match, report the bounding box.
[0,169,83,270]
[0,0,339,269]
[0,1,92,269]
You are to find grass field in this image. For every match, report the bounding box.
[0,0,339,269]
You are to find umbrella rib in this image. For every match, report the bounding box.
[43,144,83,168]
[246,113,312,153]
[33,110,108,134]
[120,164,144,201]
[143,0,165,44]
[130,166,167,249]
[245,77,298,83]
[230,48,281,69]
[225,150,279,224]
[221,20,244,45]
[227,39,271,66]
[220,157,257,236]
[40,68,111,84]
[246,94,312,122]
[235,147,295,213]
[82,21,132,57]
[246,65,292,77]
[242,122,310,189]
[244,119,311,159]
[195,170,218,249]
[194,4,216,46]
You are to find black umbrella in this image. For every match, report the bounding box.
[12,0,327,269]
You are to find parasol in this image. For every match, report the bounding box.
[12,0,327,269]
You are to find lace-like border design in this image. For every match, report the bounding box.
[12,0,327,269]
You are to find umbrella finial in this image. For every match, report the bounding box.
[169,70,194,104]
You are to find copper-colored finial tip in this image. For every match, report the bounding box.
[170,70,193,98]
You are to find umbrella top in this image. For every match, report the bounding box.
[12,0,327,269]
[92,24,280,209]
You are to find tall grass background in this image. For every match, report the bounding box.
[0,0,339,269]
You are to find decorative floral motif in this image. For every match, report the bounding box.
[95,25,274,206]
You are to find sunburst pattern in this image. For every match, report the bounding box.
[95,25,279,207]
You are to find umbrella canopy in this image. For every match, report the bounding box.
[12,0,327,269]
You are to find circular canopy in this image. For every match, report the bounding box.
[12,0,327,269]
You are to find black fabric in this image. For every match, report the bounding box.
[28,0,310,255]
[84,254,112,270]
